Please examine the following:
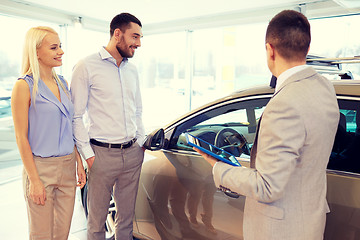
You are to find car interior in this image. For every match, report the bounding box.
[170,98,270,158]
[328,103,360,174]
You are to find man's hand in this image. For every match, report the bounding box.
[193,147,218,167]
[86,156,95,169]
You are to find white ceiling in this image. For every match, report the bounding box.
[1,0,360,34]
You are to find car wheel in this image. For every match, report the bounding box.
[81,182,116,240]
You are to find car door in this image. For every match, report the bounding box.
[135,96,271,240]
[325,97,360,240]
[135,90,360,240]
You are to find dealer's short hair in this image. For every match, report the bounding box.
[266,10,311,61]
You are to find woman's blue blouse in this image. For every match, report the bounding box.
[23,75,74,157]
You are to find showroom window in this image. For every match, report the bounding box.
[131,31,188,130]
[0,14,59,99]
[310,14,360,79]
[62,25,109,80]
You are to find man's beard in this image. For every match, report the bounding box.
[116,45,134,58]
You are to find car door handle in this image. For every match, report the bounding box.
[224,191,240,198]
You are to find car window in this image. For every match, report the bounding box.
[328,99,360,174]
[168,95,360,174]
[169,98,270,157]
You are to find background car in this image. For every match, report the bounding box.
[0,87,11,118]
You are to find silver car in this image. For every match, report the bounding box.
[136,80,360,240]
[81,79,360,239]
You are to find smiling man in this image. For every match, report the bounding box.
[71,13,145,240]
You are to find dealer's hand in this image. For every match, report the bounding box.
[193,147,218,167]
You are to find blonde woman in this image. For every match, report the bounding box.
[11,26,86,240]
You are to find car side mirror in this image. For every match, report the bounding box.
[143,128,165,151]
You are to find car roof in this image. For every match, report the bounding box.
[230,79,360,100]
[332,80,360,97]
[212,79,360,107]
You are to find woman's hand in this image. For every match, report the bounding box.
[29,179,46,205]
[74,148,86,188]
[76,163,86,188]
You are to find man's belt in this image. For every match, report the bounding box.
[90,138,137,149]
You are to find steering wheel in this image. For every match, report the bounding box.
[214,128,250,156]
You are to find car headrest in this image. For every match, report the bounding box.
[339,112,346,132]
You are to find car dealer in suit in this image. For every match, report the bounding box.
[195,10,339,240]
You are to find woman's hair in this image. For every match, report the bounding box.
[22,26,67,101]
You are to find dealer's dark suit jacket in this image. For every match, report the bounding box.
[213,67,339,240]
